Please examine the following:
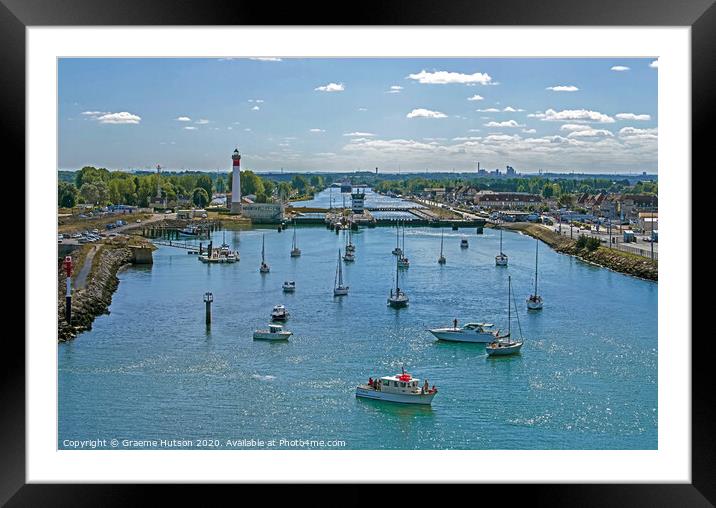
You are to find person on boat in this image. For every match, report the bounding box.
[431,385,436,393]
[423,380,429,394]
[453,318,458,329]
[368,377,373,387]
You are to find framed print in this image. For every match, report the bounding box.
[6,0,711,502]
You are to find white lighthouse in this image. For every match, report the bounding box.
[230,148,242,214]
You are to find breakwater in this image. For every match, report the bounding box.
[500,222,657,281]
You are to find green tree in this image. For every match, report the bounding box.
[79,183,99,205]
[241,170,264,196]
[192,187,210,207]
[215,176,226,193]
[278,182,293,201]
[58,181,78,208]
[291,175,308,193]
[262,179,276,199]
[196,174,213,198]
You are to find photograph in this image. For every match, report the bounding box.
[56,56,659,452]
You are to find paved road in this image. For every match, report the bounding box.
[74,245,98,289]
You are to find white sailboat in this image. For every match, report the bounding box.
[387,254,409,308]
[346,223,356,253]
[392,221,403,256]
[495,227,508,266]
[290,221,301,257]
[486,276,524,356]
[527,238,544,310]
[334,249,349,296]
[397,223,410,268]
[343,230,355,262]
[259,234,270,273]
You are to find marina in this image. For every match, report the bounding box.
[58,224,657,449]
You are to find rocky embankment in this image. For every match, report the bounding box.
[58,245,134,342]
[499,222,658,281]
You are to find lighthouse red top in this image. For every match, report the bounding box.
[232,148,241,166]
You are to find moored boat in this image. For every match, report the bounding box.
[282,280,296,292]
[334,249,349,296]
[253,324,292,341]
[438,229,446,264]
[259,234,270,273]
[429,322,497,343]
[486,276,524,356]
[526,238,543,310]
[460,237,469,248]
[270,304,289,321]
[355,368,437,405]
[290,221,301,257]
[495,227,508,266]
[387,255,409,308]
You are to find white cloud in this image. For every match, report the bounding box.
[502,106,524,112]
[184,126,197,130]
[611,65,630,71]
[343,132,376,137]
[251,106,260,111]
[406,108,448,119]
[567,129,614,138]
[535,108,615,123]
[546,85,579,92]
[195,119,210,124]
[484,120,525,128]
[175,116,191,122]
[476,108,500,113]
[249,57,282,62]
[649,60,658,68]
[615,113,651,121]
[560,123,592,132]
[309,128,325,133]
[386,85,403,93]
[248,99,264,103]
[406,70,493,85]
[314,82,345,92]
[357,108,368,112]
[95,112,141,124]
[244,128,252,132]
[467,94,484,101]
[81,111,108,116]
[522,128,537,134]
[618,127,658,139]
[468,129,481,132]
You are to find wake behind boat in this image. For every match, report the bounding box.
[356,368,437,405]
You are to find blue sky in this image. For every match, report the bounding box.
[58,58,658,173]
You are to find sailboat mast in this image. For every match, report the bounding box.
[507,276,511,336]
[500,227,503,253]
[395,255,399,292]
[262,234,265,262]
[440,229,444,256]
[534,240,539,294]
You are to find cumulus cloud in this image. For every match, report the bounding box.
[476,108,500,113]
[386,85,403,93]
[184,126,197,130]
[467,94,484,101]
[315,82,345,92]
[546,85,579,92]
[522,128,537,134]
[566,129,614,138]
[406,108,448,119]
[81,111,108,116]
[175,116,191,122]
[94,112,141,124]
[502,106,524,112]
[560,123,591,132]
[309,128,325,133]
[619,127,658,139]
[251,106,260,111]
[615,113,651,121]
[484,120,525,128]
[611,65,630,71]
[533,108,615,123]
[248,99,264,103]
[649,60,658,68]
[195,119,210,124]
[406,70,493,85]
[343,132,375,137]
[357,107,368,112]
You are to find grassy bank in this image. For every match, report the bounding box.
[500,222,658,281]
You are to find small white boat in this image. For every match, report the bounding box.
[392,221,402,255]
[290,221,301,257]
[346,226,356,253]
[526,238,543,310]
[460,238,469,248]
[356,368,437,405]
[253,324,292,341]
[334,249,349,296]
[486,276,524,357]
[343,250,355,262]
[387,256,409,308]
[270,304,289,321]
[429,322,497,343]
[259,234,270,273]
[282,280,296,292]
[438,229,446,264]
[495,228,508,266]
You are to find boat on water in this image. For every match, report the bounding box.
[397,224,410,268]
[270,304,289,321]
[334,249,349,296]
[198,249,238,263]
[346,226,356,253]
[356,367,437,405]
[438,229,446,264]
[495,227,508,266]
[527,238,543,310]
[392,221,403,256]
[460,237,469,248]
[282,280,296,292]
[178,225,199,237]
[429,322,497,343]
[253,323,292,341]
[387,255,409,308]
[486,276,524,356]
[259,234,270,273]
[290,221,301,257]
[343,230,355,262]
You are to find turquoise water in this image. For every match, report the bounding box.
[58,225,657,449]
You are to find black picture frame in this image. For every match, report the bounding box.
[6,0,709,503]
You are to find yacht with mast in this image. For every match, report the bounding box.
[438,229,446,264]
[527,238,543,310]
[495,227,508,266]
[392,221,403,256]
[343,231,355,262]
[290,221,301,257]
[334,249,349,296]
[486,275,524,356]
[259,234,270,273]
[397,224,410,268]
[346,223,356,253]
[387,255,409,308]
